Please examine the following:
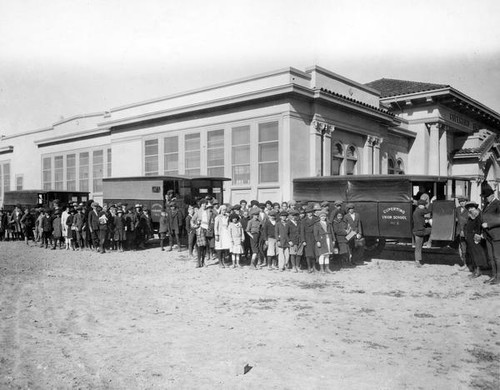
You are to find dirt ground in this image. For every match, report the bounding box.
[0,241,499,390]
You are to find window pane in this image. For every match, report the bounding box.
[79,152,89,192]
[333,143,343,157]
[54,156,64,190]
[332,158,342,175]
[208,167,225,177]
[185,151,200,169]
[145,139,158,155]
[207,130,224,149]
[208,148,224,167]
[232,126,250,145]
[164,153,178,174]
[42,157,51,190]
[16,176,23,191]
[259,142,278,163]
[145,156,159,176]
[259,162,278,183]
[232,165,250,185]
[107,148,112,177]
[346,159,357,175]
[346,146,357,158]
[258,122,278,142]
[232,145,250,165]
[185,133,200,151]
[185,168,200,176]
[93,150,104,192]
[67,154,76,191]
[164,136,178,153]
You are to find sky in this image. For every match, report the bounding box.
[1,0,499,136]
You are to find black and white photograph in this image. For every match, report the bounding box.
[1,0,499,388]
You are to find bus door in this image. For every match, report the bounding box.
[37,192,48,207]
[210,180,224,204]
[163,180,181,206]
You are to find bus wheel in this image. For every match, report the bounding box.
[363,238,386,260]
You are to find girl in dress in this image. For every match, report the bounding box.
[228,213,244,268]
[214,205,231,267]
[314,211,335,273]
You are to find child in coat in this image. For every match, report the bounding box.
[159,209,170,251]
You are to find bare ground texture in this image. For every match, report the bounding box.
[0,241,499,390]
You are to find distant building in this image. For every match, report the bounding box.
[1,65,499,206]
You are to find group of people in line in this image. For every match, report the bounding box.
[412,187,500,285]
[184,199,365,273]
[0,197,366,274]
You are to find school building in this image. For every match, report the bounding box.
[1,65,500,206]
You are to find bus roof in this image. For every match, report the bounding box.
[103,175,231,182]
[293,174,473,183]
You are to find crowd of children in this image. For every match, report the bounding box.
[0,198,366,273]
[187,198,365,273]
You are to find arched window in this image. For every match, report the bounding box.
[345,145,358,175]
[388,156,405,174]
[332,142,344,175]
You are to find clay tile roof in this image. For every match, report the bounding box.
[365,78,449,98]
[453,131,497,156]
[318,88,395,117]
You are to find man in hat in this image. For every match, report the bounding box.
[344,203,364,265]
[246,207,262,269]
[262,209,278,269]
[168,201,183,251]
[463,201,489,278]
[88,202,101,251]
[413,199,432,267]
[301,205,319,273]
[455,197,469,270]
[480,187,500,284]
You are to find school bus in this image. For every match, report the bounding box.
[103,175,231,230]
[2,190,90,212]
[293,175,473,255]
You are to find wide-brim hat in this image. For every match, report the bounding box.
[334,200,343,206]
[279,211,289,217]
[134,204,142,208]
[320,201,330,208]
[304,206,315,214]
[268,210,278,217]
[457,197,468,203]
[313,203,322,211]
[481,187,494,197]
[345,203,355,210]
[289,210,299,216]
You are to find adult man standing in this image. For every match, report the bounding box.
[455,197,470,271]
[412,199,432,267]
[88,202,100,251]
[480,187,500,285]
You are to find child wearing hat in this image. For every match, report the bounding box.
[246,208,262,269]
[229,213,244,268]
[275,211,290,271]
[262,210,278,270]
[159,209,171,251]
[412,199,432,267]
[52,210,63,250]
[287,210,302,272]
[114,209,126,252]
[314,211,335,273]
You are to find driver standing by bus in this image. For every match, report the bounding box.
[480,187,500,285]
[413,199,432,267]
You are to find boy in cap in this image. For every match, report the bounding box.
[246,208,262,269]
[275,210,290,271]
[114,209,126,252]
[159,209,170,251]
[262,210,278,270]
[287,210,302,272]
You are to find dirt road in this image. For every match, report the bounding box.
[0,241,499,389]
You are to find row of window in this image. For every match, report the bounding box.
[388,157,405,174]
[42,148,111,193]
[0,162,11,202]
[144,121,279,184]
[332,142,358,175]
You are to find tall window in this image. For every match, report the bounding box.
[16,176,23,191]
[164,136,179,175]
[258,121,279,183]
[67,154,76,190]
[92,150,104,193]
[79,152,89,192]
[232,125,250,185]
[54,156,64,190]
[144,139,159,176]
[207,129,224,176]
[332,142,344,175]
[107,148,112,178]
[3,163,9,193]
[185,133,200,176]
[42,157,52,190]
[345,145,358,175]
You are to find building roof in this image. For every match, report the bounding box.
[453,130,498,159]
[318,88,395,117]
[365,78,449,98]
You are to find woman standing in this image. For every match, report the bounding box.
[313,211,335,273]
[228,213,244,268]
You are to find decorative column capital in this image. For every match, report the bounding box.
[312,120,334,136]
[425,122,448,131]
[366,135,383,147]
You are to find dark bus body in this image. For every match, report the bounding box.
[103,175,230,230]
[293,175,472,250]
[2,190,90,213]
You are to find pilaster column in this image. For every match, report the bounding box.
[425,122,446,175]
[364,135,383,174]
[311,120,334,176]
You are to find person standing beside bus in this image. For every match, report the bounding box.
[412,199,432,267]
[480,187,500,285]
[344,203,364,265]
[301,206,319,273]
[455,197,470,271]
[20,208,35,246]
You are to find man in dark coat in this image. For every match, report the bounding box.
[455,197,470,270]
[300,206,319,273]
[480,187,500,284]
[88,202,100,251]
[344,203,364,265]
[413,199,432,267]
